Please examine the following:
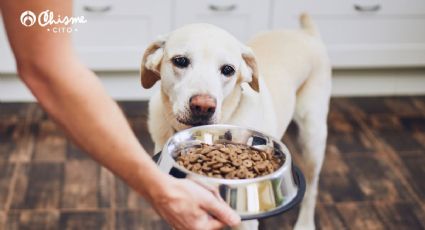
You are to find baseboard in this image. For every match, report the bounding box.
[331,68,425,97]
[1,69,424,102]
[0,71,160,102]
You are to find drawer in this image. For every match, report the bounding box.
[272,0,425,68]
[275,0,425,16]
[75,0,167,16]
[72,0,172,70]
[174,0,271,42]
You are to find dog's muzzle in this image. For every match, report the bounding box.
[186,94,216,126]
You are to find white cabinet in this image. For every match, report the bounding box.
[1,0,424,73]
[272,0,425,68]
[0,19,17,73]
[0,0,172,73]
[72,0,172,70]
[174,0,271,42]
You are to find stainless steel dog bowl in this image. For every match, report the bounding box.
[153,124,305,220]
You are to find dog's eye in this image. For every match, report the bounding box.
[221,65,235,77]
[172,56,190,68]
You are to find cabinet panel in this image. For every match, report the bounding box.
[272,0,425,16]
[73,0,172,70]
[0,19,17,73]
[174,0,271,42]
[272,0,425,68]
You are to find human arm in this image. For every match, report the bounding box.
[0,0,240,229]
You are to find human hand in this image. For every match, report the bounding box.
[149,177,241,230]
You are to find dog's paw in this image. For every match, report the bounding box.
[293,220,315,230]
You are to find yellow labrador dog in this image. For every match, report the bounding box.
[141,14,331,230]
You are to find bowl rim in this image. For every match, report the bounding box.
[161,124,293,185]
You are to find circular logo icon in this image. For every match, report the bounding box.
[20,11,36,27]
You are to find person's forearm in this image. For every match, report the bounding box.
[18,55,167,200]
[0,1,241,228]
[0,0,167,201]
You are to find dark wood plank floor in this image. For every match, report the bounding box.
[1,97,425,230]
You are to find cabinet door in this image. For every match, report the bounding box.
[73,0,172,71]
[0,19,18,73]
[272,0,425,68]
[174,0,271,42]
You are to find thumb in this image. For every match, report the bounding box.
[201,194,241,227]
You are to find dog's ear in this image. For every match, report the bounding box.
[240,46,260,92]
[140,36,167,89]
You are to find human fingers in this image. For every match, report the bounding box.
[200,192,241,227]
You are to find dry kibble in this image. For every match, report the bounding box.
[215,156,228,163]
[225,171,237,179]
[201,164,211,171]
[189,154,199,163]
[236,170,247,178]
[212,169,221,174]
[211,162,224,169]
[175,142,284,179]
[201,148,211,154]
[193,163,202,171]
[216,143,225,148]
[220,166,235,174]
[252,154,262,161]
[246,172,255,178]
[242,159,253,168]
[256,161,268,172]
[231,158,242,167]
[259,151,268,160]
[266,164,274,173]
[239,153,249,160]
[220,153,229,160]
[207,150,221,158]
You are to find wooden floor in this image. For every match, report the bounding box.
[0,97,424,230]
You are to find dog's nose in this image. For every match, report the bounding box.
[189,94,216,119]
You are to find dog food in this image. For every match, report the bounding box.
[175,143,284,179]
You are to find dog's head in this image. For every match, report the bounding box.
[141,23,259,128]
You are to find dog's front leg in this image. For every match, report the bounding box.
[293,103,329,230]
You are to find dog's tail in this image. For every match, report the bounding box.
[300,12,320,37]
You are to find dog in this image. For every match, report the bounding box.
[140,13,331,230]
